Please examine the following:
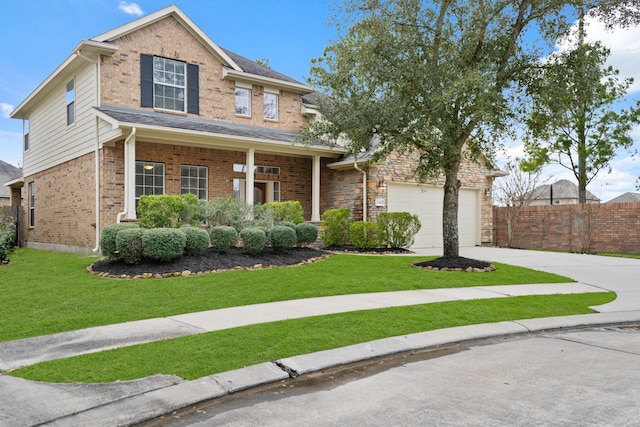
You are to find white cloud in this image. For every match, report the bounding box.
[0,103,13,119]
[118,1,143,17]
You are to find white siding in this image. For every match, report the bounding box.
[23,63,98,177]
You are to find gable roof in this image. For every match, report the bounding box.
[529,179,600,202]
[606,192,640,203]
[0,160,21,198]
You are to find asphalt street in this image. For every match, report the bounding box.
[153,325,640,427]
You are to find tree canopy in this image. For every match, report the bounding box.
[304,0,640,257]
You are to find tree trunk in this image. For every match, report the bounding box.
[442,165,461,258]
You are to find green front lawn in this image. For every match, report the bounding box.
[0,248,574,342]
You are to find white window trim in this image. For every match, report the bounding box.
[66,79,75,126]
[153,57,186,113]
[180,165,208,200]
[264,91,279,121]
[235,87,251,117]
[135,161,165,201]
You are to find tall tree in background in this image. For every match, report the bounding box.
[304,0,640,258]
[523,14,640,203]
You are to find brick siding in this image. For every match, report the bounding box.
[494,203,640,253]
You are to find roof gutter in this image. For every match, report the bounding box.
[116,127,137,223]
[354,163,367,222]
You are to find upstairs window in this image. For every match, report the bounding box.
[23,118,29,151]
[66,80,75,125]
[235,87,251,117]
[264,92,278,121]
[140,54,199,114]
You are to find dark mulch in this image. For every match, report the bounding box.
[91,247,329,277]
[413,256,491,270]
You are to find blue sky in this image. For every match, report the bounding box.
[1,1,639,201]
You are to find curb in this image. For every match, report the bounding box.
[58,311,640,426]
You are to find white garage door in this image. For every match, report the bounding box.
[387,183,480,248]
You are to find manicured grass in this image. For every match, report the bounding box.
[11,292,614,383]
[0,248,573,342]
[595,252,640,259]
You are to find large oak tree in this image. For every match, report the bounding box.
[304,0,639,258]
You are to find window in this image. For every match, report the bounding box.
[180,165,208,200]
[28,181,35,228]
[66,80,75,125]
[23,118,29,151]
[135,162,164,204]
[233,163,280,175]
[141,54,199,114]
[153,57,186,112]
[264,92,278,120]
[235,87,251,116]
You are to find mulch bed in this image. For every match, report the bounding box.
[412,256,495,272]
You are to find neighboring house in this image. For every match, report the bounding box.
[9,5,498,254]
[0,160,21,207]
[606,192,640,204]
[526,179,600,206]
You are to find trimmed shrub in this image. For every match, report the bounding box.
[240,227,267,254]
[278,221,297,231]
[349,221,381,249]
[116,228,146,264]
[378,212,421,248]
[137,194,205,228]
[209,226,238,252]
[270,225,296,251]
[295,223,318,247]
[0,215,15,263]
[266,201,304,224]
[143,228,187,262]
[182,227,210,256]
[321,208,351,247]
[257,226,272,246]
[101,223,139,259]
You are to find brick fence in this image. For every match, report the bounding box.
[493,203,640,253]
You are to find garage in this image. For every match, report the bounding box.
[387,183,481,248]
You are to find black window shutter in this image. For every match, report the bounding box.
[140,54,153,108]
[187,63,199,114]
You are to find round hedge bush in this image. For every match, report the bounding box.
[209,226,238,252]
[115,228,146,264]
[142,228,187,262]
[295,223,318,247]
[240,227,267,254]
[101,223,139,259]
[182,227,210,256]
[270,225,296,251]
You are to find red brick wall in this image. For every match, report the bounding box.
[494,203,640,253]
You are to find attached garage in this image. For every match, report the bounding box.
[387,183,481,248]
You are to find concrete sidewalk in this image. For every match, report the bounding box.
[1,248,639,426]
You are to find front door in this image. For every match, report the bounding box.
[254,182,267,204]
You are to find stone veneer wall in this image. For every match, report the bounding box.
[99,15,308,132]
[321,149,496,245]
[494,203,640,253]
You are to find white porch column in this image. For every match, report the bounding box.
[245,148,255,206]
[312,155,321,222]
[125,134,137,220]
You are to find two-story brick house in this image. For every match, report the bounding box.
[9,5,499,254]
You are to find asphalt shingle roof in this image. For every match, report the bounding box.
[529,179,600,202]
[606,192,640,203]
[0,160,21,198]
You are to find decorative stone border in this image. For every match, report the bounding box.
[411,263,496,273]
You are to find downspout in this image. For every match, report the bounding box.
[117,127,137,223]
[354,163,367,222]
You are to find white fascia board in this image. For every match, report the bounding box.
[327,157,370,170]
[11,41,118,119]
[102,118,346,158]
[4,176,24,188]
[91,5,241,71]
[223,68,313,94]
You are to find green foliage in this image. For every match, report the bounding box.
[209,226,238,252]
[266,201,305,224]
[378,212,421,248]
[137,194,205,228]
[251,204,275,228]
[0,214,15,262]
[321,208,351,247]
[240,227,267,254]
[142,228,187,262]
[270,225,296,251]
[182,227,210,256]
[115,228,146,264]
[278,221,297,230]
[101,223,139,260]
[256,226,272,246]
[349,221,381,249]
[205,196,252,231]
[295,223,319,247]
[523,36,640,203]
